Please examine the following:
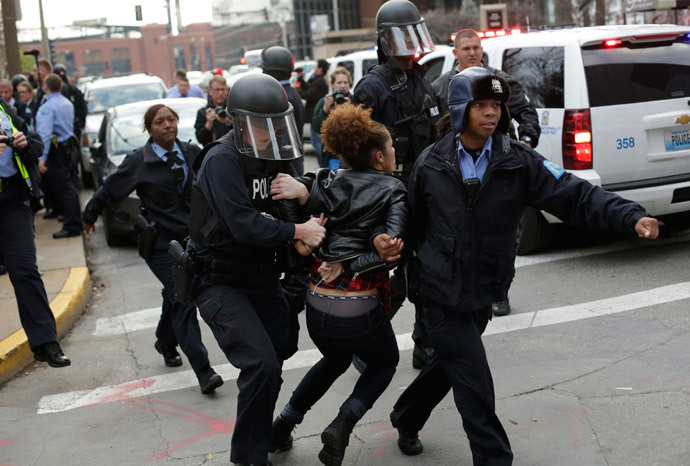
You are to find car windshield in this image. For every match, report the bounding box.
[87,83,166,113]
[109,105,199,155]
[582,39,690,107]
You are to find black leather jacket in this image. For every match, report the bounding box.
[298,168,408,277]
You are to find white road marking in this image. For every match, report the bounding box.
[92,307,161,336]
[40,282,690,414]
[92,234,690,338]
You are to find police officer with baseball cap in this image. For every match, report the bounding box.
[389,67,659,465]
[187,73,326,465]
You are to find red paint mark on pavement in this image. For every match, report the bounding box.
[631,372,690,392]
[84,379,156,407]
[78,378,235,460]
[366,421,398,457]
[122,398,235,460]
[0,432,28,466]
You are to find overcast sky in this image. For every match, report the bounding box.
[17,0,213,40]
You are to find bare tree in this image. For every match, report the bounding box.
[424,1,479,45]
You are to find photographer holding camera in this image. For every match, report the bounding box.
[312,66,353,169]
[194,75,232,146]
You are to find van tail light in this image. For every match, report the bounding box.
[562,109,592,170]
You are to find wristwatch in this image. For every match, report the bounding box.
[520,135,532,145]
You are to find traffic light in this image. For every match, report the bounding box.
[48,39,57,65]
[263,7,269,21]
[135,5,142,21]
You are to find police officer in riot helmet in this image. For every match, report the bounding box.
[261,45,306,175]
[353,0,440,371]
[187,73,326,465]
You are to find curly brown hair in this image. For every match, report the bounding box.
[320,104,390,170]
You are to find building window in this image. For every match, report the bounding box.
[111,48,132,76]
[83,50,104,77]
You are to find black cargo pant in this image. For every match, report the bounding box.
[46,143,81,233]
[195,273,290,465]
[0,182,58,350]
[392,303,513,466]
[145,247,210,373]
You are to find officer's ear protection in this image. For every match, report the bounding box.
[463,177,481,199]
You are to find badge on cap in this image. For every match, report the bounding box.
[491,79,503,94]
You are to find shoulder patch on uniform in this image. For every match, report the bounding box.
[543,160,565,180]
[39,107,50,114]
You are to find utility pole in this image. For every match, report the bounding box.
[2,0,22,75]
[38,0,50,60]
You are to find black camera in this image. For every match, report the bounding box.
[0,128,14,146]
[214,106,229,120]
[332,89,349,105]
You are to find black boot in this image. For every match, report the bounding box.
[270,415,294,452]
[319,407,359,466]
[390,410,423,455]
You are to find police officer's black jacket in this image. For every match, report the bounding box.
[82,139,199,244]
[353,60,440,175]
[297,167,408,277]
[190,131,296,268]
[194,105,232,146]
[408,130,647,312]
[0,98,44,203]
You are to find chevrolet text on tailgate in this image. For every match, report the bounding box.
[479,25,690,253]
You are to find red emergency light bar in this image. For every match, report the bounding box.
[451,28,525,42]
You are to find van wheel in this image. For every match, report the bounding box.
[517,207,552,255]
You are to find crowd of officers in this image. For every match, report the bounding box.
[0,1,662,465]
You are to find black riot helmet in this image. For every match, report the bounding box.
[227,74,302,161]
[375,0,434,58]
[11,74,26,91]
[261,46,295,81]
[53,64,69,83]
[448,67,510,134]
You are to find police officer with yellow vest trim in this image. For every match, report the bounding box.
[0,95,71,367]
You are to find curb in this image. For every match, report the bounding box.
[0,266,91,385]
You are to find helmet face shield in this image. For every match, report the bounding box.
[233,109,303,161]
[378,22,435,57]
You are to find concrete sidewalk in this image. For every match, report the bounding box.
[0,212,91,384]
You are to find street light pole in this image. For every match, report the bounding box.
[38,0,50,60]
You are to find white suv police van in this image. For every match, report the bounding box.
[421,25,690,253]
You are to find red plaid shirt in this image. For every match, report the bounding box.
[310,260,391,310]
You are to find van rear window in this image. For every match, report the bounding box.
[501,46,564,108]
[582,41,690,107]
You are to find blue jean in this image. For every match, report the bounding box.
[284,300,399,421]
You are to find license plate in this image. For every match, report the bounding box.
[665,129,690,151]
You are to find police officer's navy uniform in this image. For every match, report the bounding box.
[189,132,296,464]
[391,68,651,465]
[35,91,82,235]
[0,97,69,364]
[82,139,218,383]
